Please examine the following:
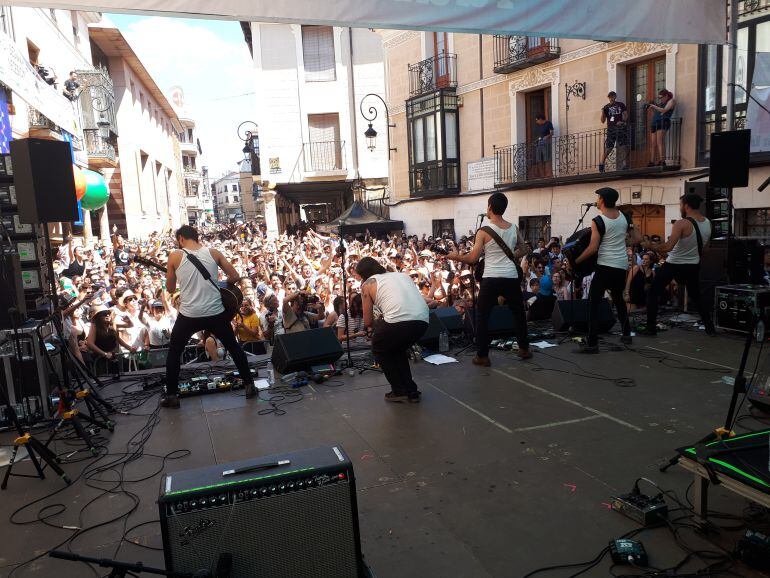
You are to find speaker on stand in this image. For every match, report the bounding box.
[271,327,344,374]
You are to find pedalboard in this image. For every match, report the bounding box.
[609,539,648,566]
[611,492,668,527]
[167,368,259,398]
[736,529,770,571]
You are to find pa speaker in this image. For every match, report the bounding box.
[488,305,516,337]
[709,130,750,188]
[418,311,448,347]
[271,327,343,373]
[433,306,463,332]
[551,299,615,333]
[0,253,26,329]
[9,138,79,223]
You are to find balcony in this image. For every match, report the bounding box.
[180,139,198,154]
[409,161,460,196]
[408,53,457,97]
[75,67,118,137]
[494,119,682,186]
[302,140,346,175]
[698,110,752,165]
[493,36,560,74]
[183,166,201,179]
[83,129,117,168]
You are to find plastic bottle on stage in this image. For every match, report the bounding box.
[757,319,765,343]
[439,330,449,353]
[266,360,275,386]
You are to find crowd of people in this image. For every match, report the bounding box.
[53,210,748,372]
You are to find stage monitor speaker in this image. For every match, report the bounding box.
[728,239,764,285]
[488,305,517,337]
[709,130,750,188]
[551,299,615,333]
[433,306,463,332]
[9,138,79,223]
[159,446,367,578]
[700,247,729,314]
[419,311,448,347]
[271,327,343,373]
[0,253,26,329]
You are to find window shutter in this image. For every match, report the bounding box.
[302,26,336,82]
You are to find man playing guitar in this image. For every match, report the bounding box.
[162,226,255,408]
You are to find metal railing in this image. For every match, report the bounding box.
[408,53,458,97]
[83,129,116,163]
[739,0,770,17]
[699,110,747,163]
[27,108,56,130]
[493,36,560,74]
[494,119,682,185]
[303,140,346,172]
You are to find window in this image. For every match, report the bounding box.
[406,91,460,196]
[432,219,455,240]
[518,216,551,245]
[627,56,666,165]
[302,25,336,82]
[1,6,15,38]
[307,113,342,171]
[697,13,770,162]
[735,208,770,238]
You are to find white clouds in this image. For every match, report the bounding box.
[115,16,256,177]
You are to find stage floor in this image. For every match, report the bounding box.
[1,327,768,577]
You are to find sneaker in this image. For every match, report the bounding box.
[598,163,605,173]
[517,348,533,360]
[160,394,180,409]
[472,356,491,367]
[408,391,422,404]
[385,392,408,403]
[574,344,599,354]
[244,383,257,399]
[620,335,633,345]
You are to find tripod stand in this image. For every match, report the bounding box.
[454,213,484,357]
[336,228,380,375]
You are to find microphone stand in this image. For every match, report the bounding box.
[454,214,484,355]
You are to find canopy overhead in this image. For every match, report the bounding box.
[14,0,725,44]
[319,202,403,236]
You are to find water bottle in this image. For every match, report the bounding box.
[266,360,275,386]
[439,330,449,353]
[757,319,765,343]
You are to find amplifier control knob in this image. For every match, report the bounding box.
[279,484,286,491]
[200,498,207,506]
[191,501,198,508]
[220,495,227,503]
[251,489,258,497]
[260,488,267,496]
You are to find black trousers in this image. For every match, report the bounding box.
[647,262,714,332]
[476,277,529,357]
[588,265,631,346]
[371,319,428,396]
[166,311,254,395]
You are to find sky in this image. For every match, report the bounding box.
[106,14,256,178]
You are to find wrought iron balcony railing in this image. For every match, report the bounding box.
[739,0,770,17]
[493,36,560,74]
[83,128,116,164]
[494,119,682,186]
[303,140,346,173]
[698,110,748,164]
[408,53,457,97]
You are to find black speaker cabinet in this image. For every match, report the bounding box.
[418,310,448,347]
[709,130,751,188]
[0,253,26,329]
[159,446,368,578]
[9,138,79,223]
[433,306,463,332]
[551,298,615,333]
[271,327,343,373]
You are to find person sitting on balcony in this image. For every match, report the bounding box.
[599,91,628,173]
[533,113,554,178]
[63,71,80,101]
[647,89,676,167]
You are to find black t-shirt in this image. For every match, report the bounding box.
[602,102,627,127]
[64,79,79,92]
[65,260,85,278]
[114,248,130,267]
[537,121,554,140]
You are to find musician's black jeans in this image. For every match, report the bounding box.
[165,310,254,396]
[646,262,714,333]
[476,277,529,357]
[371,319,428,397]
[588,265,631,347]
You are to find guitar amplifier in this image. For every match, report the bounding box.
[715,285,770,333]
[158,446,368,578]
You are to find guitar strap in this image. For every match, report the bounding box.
[684,217,704,257]
[181,249,223,297]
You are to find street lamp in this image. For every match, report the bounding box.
[360,93,396,159]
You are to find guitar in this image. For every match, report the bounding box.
[562,227,597,278]
[131,255,243,320]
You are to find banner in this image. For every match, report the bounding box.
[748,86,770,154]
[12,0,725,44]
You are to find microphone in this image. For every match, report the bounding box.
[478,213,485,223]
[582,202,596,208]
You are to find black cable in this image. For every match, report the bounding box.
[525,348,637,388]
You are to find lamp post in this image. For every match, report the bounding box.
[237,120,259,166]
[360,93,396,159]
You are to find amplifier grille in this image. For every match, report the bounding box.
[165,480,359,578]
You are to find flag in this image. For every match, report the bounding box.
[0,89,11,154]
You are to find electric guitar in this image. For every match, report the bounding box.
[131,255,243,320]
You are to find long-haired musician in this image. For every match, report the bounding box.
[572,187,640,353]
[161,226,255,408]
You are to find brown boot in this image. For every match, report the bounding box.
[472,356,491,367]
[517,349,532,360]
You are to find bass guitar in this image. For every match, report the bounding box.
[562,227,596,278]
[131,255,243,320]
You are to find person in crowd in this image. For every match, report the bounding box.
[87,306,134,365]
[282,291,319,334]
[142,299,175,349]
[552,271,571,301]
[625,250,654,311]
[642,193,715,336]
[260,294,280,342]
[234,298,263,353]
[647,88,676,167]
[337,293,367,346]
[598,91,629,173]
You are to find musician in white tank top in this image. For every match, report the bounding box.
[176,247,224,318]
[357,257,429,403]
[642,192,716,336]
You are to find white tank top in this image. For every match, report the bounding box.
[482,223,518,279]
[667,217,711,265]
[597,213,629,270]
[372,272,429,324]
[177,247,224,318]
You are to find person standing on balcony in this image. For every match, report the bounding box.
[63,71,80,102]
[598,91,628,172]
[647,89,676,167]
[534,113,554,178]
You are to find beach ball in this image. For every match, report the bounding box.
[80,169,110,211]
[73,165,87,201]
